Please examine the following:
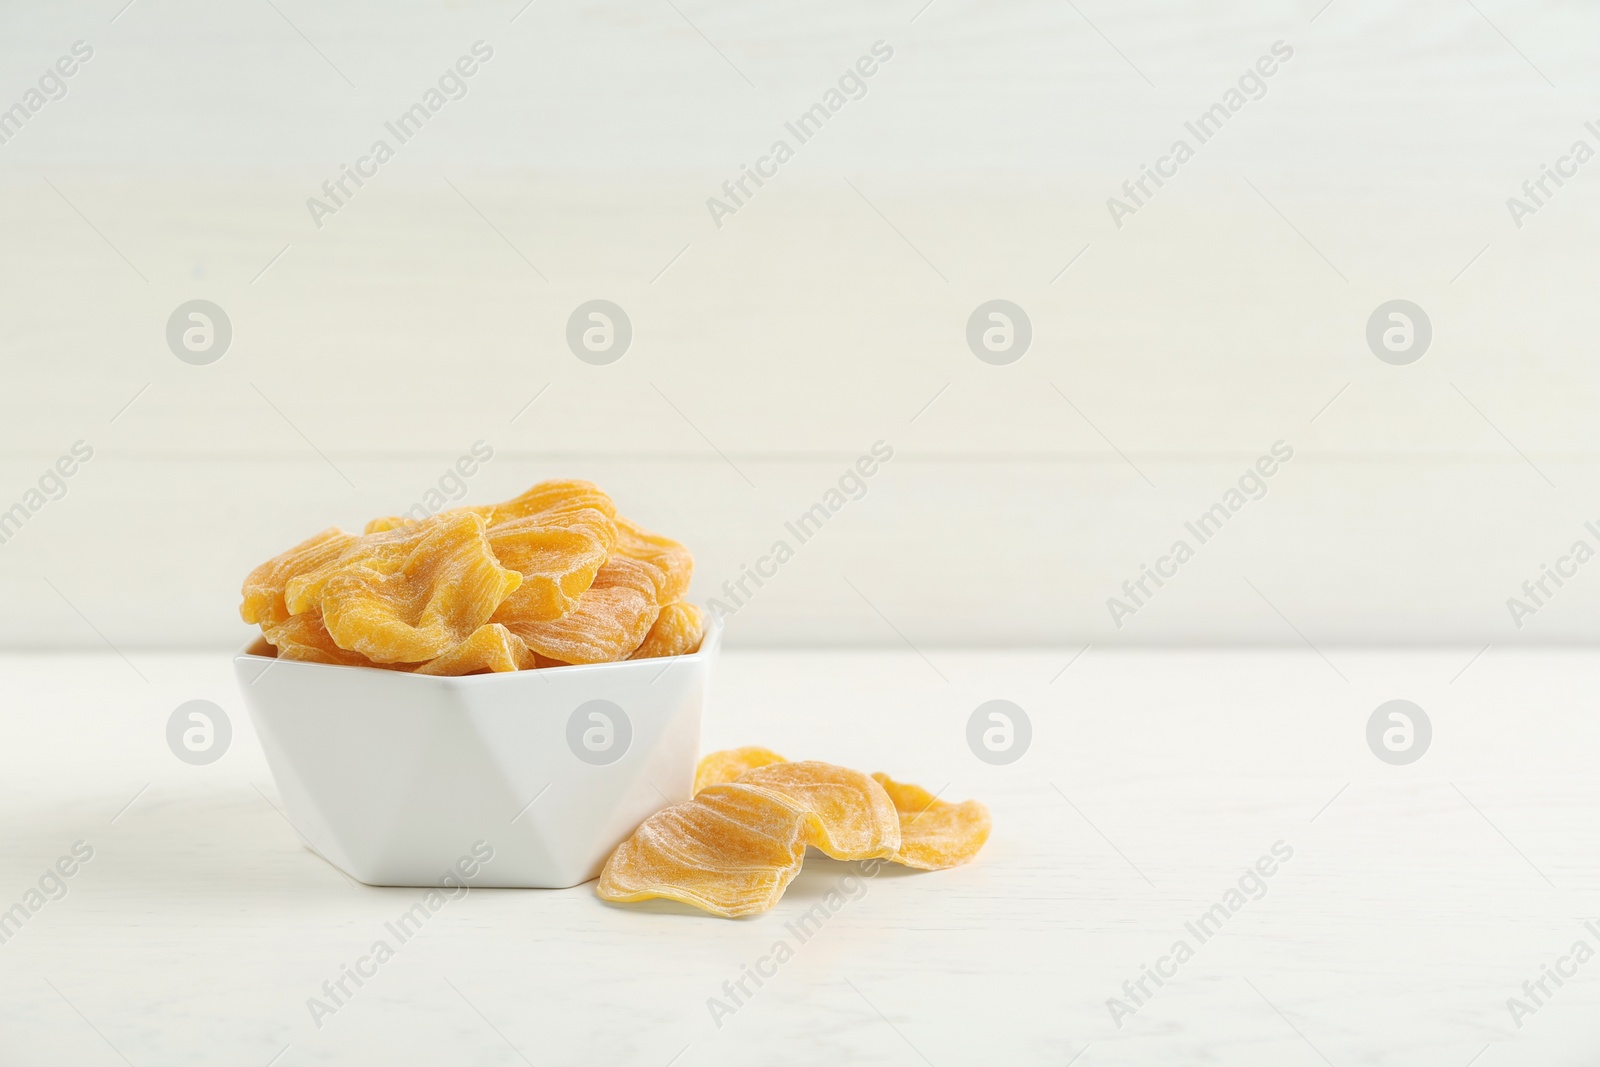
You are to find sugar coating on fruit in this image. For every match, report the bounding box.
[872,772,992,871]
[316,511,523,664]
[262,610,373,668]
[237,481,700,675]
[692,746,787,794]
[601,749,991,917]
[486,481,617,625]
[735,761,901,861]
[240,527,356,626]
[629,601,705,661]
[596,784,810,918]
[413,623,532,675]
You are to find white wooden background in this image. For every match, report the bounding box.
[2,0,1599,647]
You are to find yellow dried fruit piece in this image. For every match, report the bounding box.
[367,482,616,626]
[629,601,705,662]
[871,773,992,871]
[598,761,905,916]
[614,516,693,604]
[504,556,660,665]
[485,492,617,625]
[693,746,787,794]
[598,761,989,916]
[737,762,900,861]
[487,513,615,622]
[240,527,357,626]
[262,611,374,668]
[362,515,407,535]
[243,485,700,674]
[485,478,616,528]
[312,512,523,664]
[364,479,617,534]
[284,523,418,617]
[502,515,691,663]
[597,783,809,918]
[412,623,532,676]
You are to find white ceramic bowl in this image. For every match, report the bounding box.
[232,618,719,888]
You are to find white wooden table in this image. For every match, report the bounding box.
[1,647,1596,1065]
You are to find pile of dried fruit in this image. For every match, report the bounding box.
[239,480,702,675]
[598,747,991,917]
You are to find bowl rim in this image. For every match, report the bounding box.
[235,611,723,685]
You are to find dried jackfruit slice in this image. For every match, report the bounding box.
[283,520,427,617]
[240,527,357,626]
[262,611,374,668]
[596,783,809,918]
[486,510,616,625]
[629,601,705,661]
[485,478,616,528]
[737,762,900,861]
[614,516,693,604]
[503,556,661,665]
[362,475,612,537]
[501,515,692,663]
[413,623,532,676]
[314,511,523,664]
[362,515,413,535]
[598,761,905,916]
[242,485,700,673]
[693,747,787,794]
[366,482,616,627]
[871,773,992,870]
